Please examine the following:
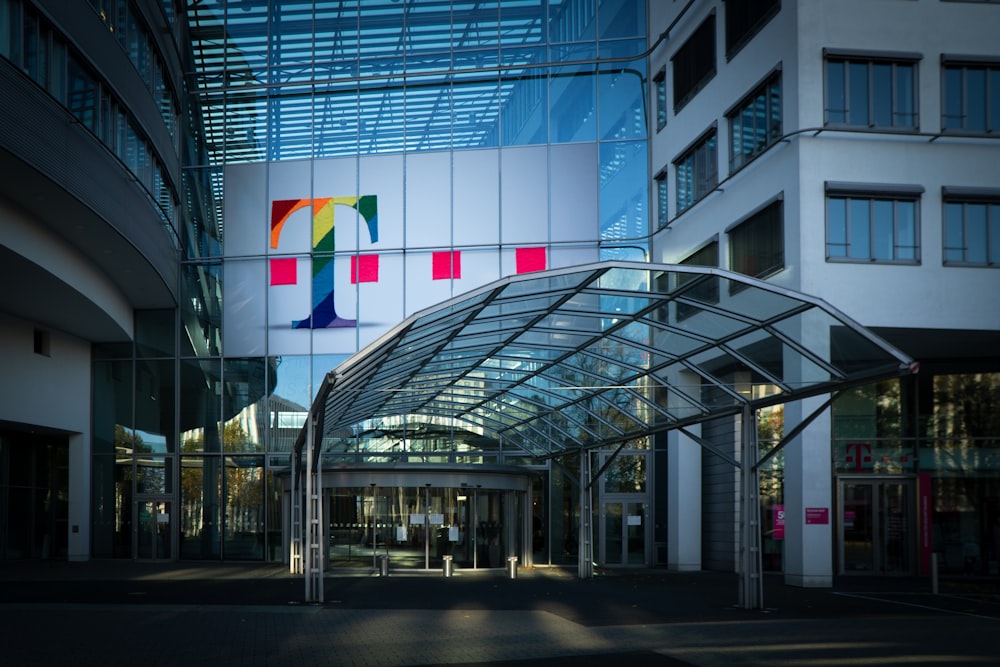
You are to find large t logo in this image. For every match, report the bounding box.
[270,196,378,328]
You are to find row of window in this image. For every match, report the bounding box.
[0,0,178,231]
[654,3,999,224]
[678,188,999,284]
[657,52,1000,221]
[86,0,181,140]
[660,1,999,135]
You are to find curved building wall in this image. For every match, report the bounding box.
[0,0,184,560]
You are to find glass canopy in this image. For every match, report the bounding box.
[300,262,915,459]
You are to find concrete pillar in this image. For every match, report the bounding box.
[667,427,702,571]
[782,395,833,587]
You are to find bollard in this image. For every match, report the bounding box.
[442,555,454,577]
[506,556,518,579]
[379,554,389,576]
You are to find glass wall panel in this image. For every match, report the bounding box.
[136,309,175,358]
[604,453,647,493]
[550,142,598,242]
[314,84,361,157]
[500,146,549,244]
[91,454,132,558]
[222,358,268,453]
[599,140,647,242]
[179,358,222,453]
[180,263,222,358]
[549,55,596,143]
[180,454,222,559]
[598,0,645,40]
[598,67,643,142]
[503,69,548,146]
[223,258,266,357]
[453,150,500,246]
[93,359,133,456]
[136,455,172,494]
[269,355,313,452]
[224,456,264,559]
[548,0,596,43]
[453,71,501,148]
[550,452,580,564]
[134,359,175,453]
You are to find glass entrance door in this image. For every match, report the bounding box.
[326,485,514,570]
[137,500,172,559]
[839,479,914,574]
[601,502,646,565]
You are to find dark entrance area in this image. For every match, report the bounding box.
[0,429,69,559]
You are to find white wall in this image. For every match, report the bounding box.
[0,312,92,560]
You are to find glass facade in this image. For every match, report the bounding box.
[52,0,992,582]
[92,0,651,563]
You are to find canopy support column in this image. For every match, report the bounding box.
[578,449,593,579]
[304,412,324,602]
[739,404,763,610]
[290,447,301,575]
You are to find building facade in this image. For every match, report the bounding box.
[0,0,997,585]
[650,0,1000,584]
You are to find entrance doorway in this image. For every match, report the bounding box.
[839,478,914,574]
[322,475,526,571]
[137,499,172,559]
[600,501,647,566]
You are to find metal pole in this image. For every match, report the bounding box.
[578,449,593,579]
[424,484,431,570]
[740,404,763,610]
[370,483,377,571]
[304,415,314,601]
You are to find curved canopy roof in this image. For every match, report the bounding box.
[299,262,914,459]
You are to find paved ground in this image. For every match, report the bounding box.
[1,561,999,666]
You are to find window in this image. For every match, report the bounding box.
[672,14,716,111]
[676,240,720,318]
[674,128,717,214]
[826,185,921,263]
[725,0,780,59]
[943,190,1000,266]
[729,198,783,279]
[942,59,1000,134]
[654,168,668,229]
[825,52,918,129]
[654,68,667,131]
[728,70,781,172]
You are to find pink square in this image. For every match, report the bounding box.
[270,258,297,285]
[432,251,461,280]
[516,247,546,274]
[351,254,380,283]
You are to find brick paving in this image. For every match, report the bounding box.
[1,562,999,666]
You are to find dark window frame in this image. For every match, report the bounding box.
[673,125,718,215]
[825,184,922,264]
[654,167,668,229]
[672,13,716,112]
[724,0,781,61]
[942,188,1000,267]
[654,67,667,131]
[941,56,1000,134]
[726,67,782,173]
[728,197,784,282]
[824,50,920,130]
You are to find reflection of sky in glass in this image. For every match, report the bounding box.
[271,356,312,409]
[134,430,168,453]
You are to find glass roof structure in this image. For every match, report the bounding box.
[299,262,915,459]
[185,1,648,163]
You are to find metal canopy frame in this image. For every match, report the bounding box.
[291,261,915,607]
